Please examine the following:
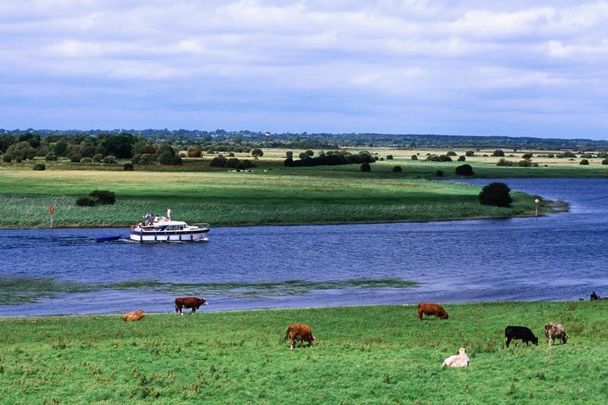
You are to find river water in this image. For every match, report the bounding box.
[1,178,607,316]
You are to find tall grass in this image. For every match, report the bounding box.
[0,302,606,402]
[0,170,539,227]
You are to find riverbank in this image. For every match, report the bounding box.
[0,302,605,402]
[0,169,548,228]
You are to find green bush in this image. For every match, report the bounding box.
[386,155,393,160]
[392,166,402,173]
[457,156,466,161]
[446,151,457,156]
[75,196,97,206]
[32,163,46,171]
[360,162,371,172]
[492,149,505,157]
[602,159,608,165]
[465,150,475,157]
[580,159,590,165]
[411,155,417,160]
[123,163,134,171]
[80,157,93,164]
[45,152,57,161]
[455,164,474,176]
[103,155,117,164]
[89,190,115,205]
[92,154,103,162]
[479,182,512,207]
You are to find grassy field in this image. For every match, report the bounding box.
[0,302,606,403]
[0,169,542,228]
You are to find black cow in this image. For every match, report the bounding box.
[505,326,538,348]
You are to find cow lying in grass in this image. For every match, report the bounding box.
[285,323,315,350]
[123,310,145,322]
[442,347,469,368]
[417,302,448,320]
[175,297,207,315]
[545,323,569,345]
[505,326,538,348]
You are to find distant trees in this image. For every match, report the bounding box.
[284,150,374,167]
[479,182,512,207]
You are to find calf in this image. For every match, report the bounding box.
[417,302,448,320]
[504,326,538,348]
[442,347,469,368]
[123,310,145,322]
[284,323,315,350]
[175,297,207,315]
[544,323,569,346]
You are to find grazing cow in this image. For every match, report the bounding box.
[284,323,315,350]
[545,323,569,346]
[175,297,207,315]
[504,326,538,348]
[417,302,449,320]
[442,347,469,368]
[123,310,145,322]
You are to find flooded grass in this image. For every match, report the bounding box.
[0,277,418,304]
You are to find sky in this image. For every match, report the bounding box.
[1,0,607,139]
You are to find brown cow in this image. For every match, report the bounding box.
[417,302,448,320]
[284,323,315,350]
[123,310,145,322]
[545,323,569,345]
[175,297,207,314]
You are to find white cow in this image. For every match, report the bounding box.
[442,347,469,368]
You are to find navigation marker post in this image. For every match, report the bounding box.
[534,198,540,218]
[49,204,55,228]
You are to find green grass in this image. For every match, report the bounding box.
[0,302,606,402]
[0,169,542,227]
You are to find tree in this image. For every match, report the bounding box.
[455,164,474,176]
[285,151,293,159]
[457,156,466,161]
[522,152,533,159]
[386,154,394,160]
[580,159,589,165]
[99,133,136,158]
[411,155,418,160]
[187,146,202,158]
[251,148,264,158]
[479,182,512,207]
[360,162,371,172]
[446,151,457,156]
[493,149,505,157]
[465,150,475,157]
[392,166,402,173]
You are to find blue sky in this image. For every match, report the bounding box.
[1,0,607,138]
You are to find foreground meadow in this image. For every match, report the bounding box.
[0,302,606,403]
[0,169,539,227]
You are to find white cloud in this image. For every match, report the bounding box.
[0,0,607,137]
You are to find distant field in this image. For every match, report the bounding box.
[0,169,539,227]
[0,302,606,402]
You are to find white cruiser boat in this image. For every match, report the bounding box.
[130,210,210,242]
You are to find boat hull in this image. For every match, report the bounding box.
[129,229,209,243]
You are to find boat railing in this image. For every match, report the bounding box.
[193,223,211,229]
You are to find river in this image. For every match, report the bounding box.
[1,178,607,316]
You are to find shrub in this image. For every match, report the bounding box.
[89,190,116,205]
[2,154,11,163]
[69,153,82,163]
[386,155,393,160]
[392,166,402,173]
[557,151,576,158]
[92,154,103,162]
[45,152,57,161]
[210,154,227,167]
[76,196,97,206]
[251,148,264,158]
[457,156,466,161]
[479,182,512,207]
[602,159,608,165]
[80,157,93,164]
[103,155,117,164]
[360,162,371,172]
[446,151,457,156]
[465,150,475,157]
[436,170,444,177]
[186,146,202,158]
[32,163,46,171]
[580,159,589,165]
[492,149,505,157]
[518,159,532,167]
[455,164,474,176]
[123,163,134,171]
[496,158,514,167]
[411,155,418,160]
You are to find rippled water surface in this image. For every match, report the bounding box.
[1,178,607,316]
